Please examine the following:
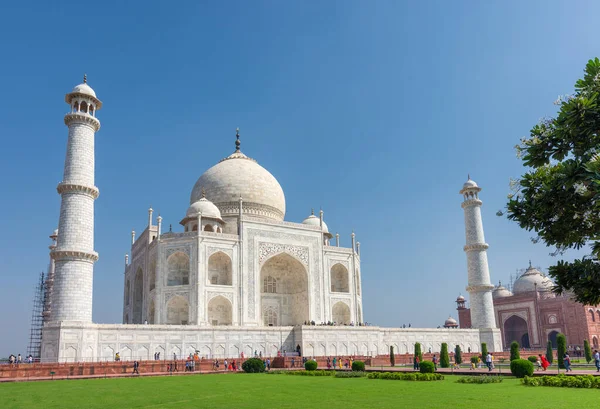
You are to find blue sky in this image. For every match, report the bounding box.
[1,0,599,356]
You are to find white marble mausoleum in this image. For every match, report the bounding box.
[40,78,501,362]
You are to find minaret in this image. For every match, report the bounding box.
[460,176,496,329]
[49,75,102,323]
[42,229,59,322]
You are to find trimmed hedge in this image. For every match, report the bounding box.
[470,356,479,364]
[546,341,554,364]
[440,343,450,368]
[510,359,534,378]
[523,374,600,388]
[304,360,318,371]
[242,358,265,373]
[527,356,538,363]
[456,375,503,384]
[481,343,488,361]
[510,341,520,361]
[266,370,331,376]
[419,360,435,374]
[352,360,365,372]
[557,333,567,369]
[367,372,444,381]
[584,340,593,364]
[334,371,366,378]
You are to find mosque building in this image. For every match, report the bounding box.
[456,263,600,350]
[39,78,501,362]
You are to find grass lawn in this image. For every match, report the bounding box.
[1,373,598,409]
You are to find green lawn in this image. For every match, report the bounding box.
[0,373,598,409]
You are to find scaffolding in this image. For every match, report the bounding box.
[27,271,46,359]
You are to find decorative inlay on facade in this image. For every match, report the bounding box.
[166,247,190,258]
[207,247,233,257]
[164,291,189,303]
[258,242,309,267]
[330,298,351,307]
[329,260,349,270]
[207,291,233,303]
[324,246,353,254]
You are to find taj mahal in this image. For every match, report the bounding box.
[40,77,502,362]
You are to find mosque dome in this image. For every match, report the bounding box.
[513,264,553,294]
[456,295,465,302]
[444,316,458,327]
[302,211,330,233]
[492,282,513,299]
[190,130,285,221]
[463,179,478,189]
[186,193,222,221]
[71,82,97,98]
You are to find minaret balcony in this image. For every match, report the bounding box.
[64,112,100,131]
[463,243,489,252]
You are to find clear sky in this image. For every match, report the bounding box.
[1,0,599,357]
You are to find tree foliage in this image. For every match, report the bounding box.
[546,341,554,364]
[584,339,593,364]
[557,333,567,369]
[440,343,450,368]
[454,345,462,365]
[481,343,488,360]
[390,346,395,367]
[506,58,600,304]
[510,341,520,361]
[414,343,423,362]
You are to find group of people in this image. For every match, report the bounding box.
[212,358,244,371]
[326,356,354,369]
[7,354,34,365]
[303,321,371,327]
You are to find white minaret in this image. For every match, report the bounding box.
[49,75,102,323]
[460,176,496,329]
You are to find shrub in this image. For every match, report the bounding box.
[527,356,538,363]
[510,359,534,378]
[585,340,592,364]
[481,343,488,361]
[266,370,331,376]
[304,360,318,371]
[334,371,365,378]
[414,343,423,362]
[523,374,600,389]
[510,341,520,361]
[390,346,395,367]
[456,375,503,384]
[242,358,265,373]
[352,360,365,372]
[454,345,462,365]
[546,341,554,364]
[470,356,479,365]
[557,333,567,369]
[440,343,450,368]
[419,360,435,373]
[367,372,444,381]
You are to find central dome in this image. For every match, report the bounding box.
[190,134,285,221]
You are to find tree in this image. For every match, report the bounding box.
[390,346,395,367]
[440,343,450,368]
[505,58,600,304]
[557,333,567,369]
[481,343,488,360]
[546,340,554,364]
[510,341,520,361]
[454,345,462,365]
[584,339,593,364]
[414,342,423,362]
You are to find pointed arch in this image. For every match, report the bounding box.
[167,252,189,286]
[207,295,232,325]
[133,268,143,323]
[148,298,155,324]
[166,295,189,325]
[149,259,156,291]
[332,301,351,324]
[208,251,232,285]
[330,263,349,293]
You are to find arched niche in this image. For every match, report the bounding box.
[504,315,530,348]
[167,252,189,286]
[332,301,351,324]
[149,259,156,291]
[133,268,143,323]
[330,263,349,293]
[148,299,155,324]
[208,252,232,285]
[260,252,308,326]
[207,295,232,325]
[125,280,130,305]
[166,295,189,325]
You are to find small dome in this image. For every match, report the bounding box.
[302,212,329,233]
[493,282,513,299]
[72,82,97,98]
[513,264,553,294]
[186,196,222,221]
[463,179,478,189]
[444,316,458,327]
[456,295,466,302]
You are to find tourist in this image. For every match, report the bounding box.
[266,358,271,371]
[133,360,140,375]
[485,352,492,371]
[563,353,572,372]
[17,354,22,365]
[536,357,542,371]
[539,354,550,371]
[115,352,120,362]
[413,355,420,371]
[224,359,228,370]
[338,357,342,369]
[477,356,482,369]
[332,357,336,368]
[594,350,600,372]
[432,354,438,370]
[291,357,295,368]
[490,353,495,369]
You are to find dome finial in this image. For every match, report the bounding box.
[311,208,314,215]
[529,260,532,268]
[235,128,241,152]
[83,73,87,84]
[468,173,471,180]
[201,187,206,198]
